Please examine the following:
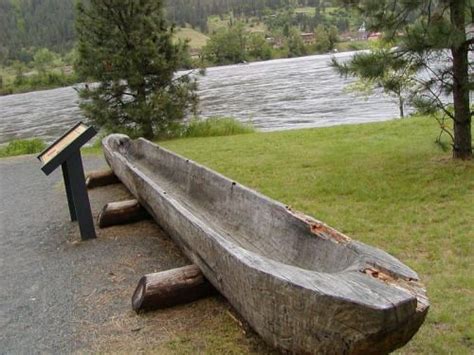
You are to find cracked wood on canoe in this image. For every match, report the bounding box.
[103,134,429,355]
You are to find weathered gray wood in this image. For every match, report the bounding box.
[132,264,216,312]
[98,199,149,228]
[103,134,429,354]
[86,169,120,188]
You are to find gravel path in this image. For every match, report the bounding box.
[0,154,271,353]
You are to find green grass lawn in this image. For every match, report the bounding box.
[159,116,473,354]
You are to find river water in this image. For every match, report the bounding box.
[0,51,407,144]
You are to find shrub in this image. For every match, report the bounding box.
[0,139,46,158]
[181,117,255,138]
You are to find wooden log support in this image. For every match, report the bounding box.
[98,199,150,228]
[132,264,216,312]
[86,169,120,189]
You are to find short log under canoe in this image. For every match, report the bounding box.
[103,134,429,355]
[132,264,216,312]
[98,199,149,228]
[86,169,120,188]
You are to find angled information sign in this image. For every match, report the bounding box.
[38,122,97,240]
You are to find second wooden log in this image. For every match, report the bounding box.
[132,264,216,312]
[86,169,120,189]
[98,199,150,228]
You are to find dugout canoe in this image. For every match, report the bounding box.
[103,134,429,354]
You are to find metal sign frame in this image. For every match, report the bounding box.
[37,122,97,240]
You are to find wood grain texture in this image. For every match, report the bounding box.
[98,199,150,228]
[86,169,120,189]
[103,134,429,354]
[132,264,216,312]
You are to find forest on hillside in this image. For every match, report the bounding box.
[0,0,363,95]
[0,0,347,63]
[0,0,75,62]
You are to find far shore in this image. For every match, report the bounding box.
[0,44,368,97]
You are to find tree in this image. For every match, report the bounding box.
[332,44,417,118]
[313,24,338,53]
[287,27,307,57]
[314,24,331,52]
[12,61,26,86]
[327,25,339,49]
[33,48,57,76]
[338,0,473,160]
[202,22,247,65]
[75,0,198,139]
[63,48,78,66]
[247,32,273,61]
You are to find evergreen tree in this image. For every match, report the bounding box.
[333,44,417,118]
[33,48,57,76]
[247,33,273,60]
[202,22,247,64]
[314,24,331,52]
[75,0,198,139]
[338,0,473,160]
[287,27,307,57]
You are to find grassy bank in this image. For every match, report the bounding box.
[336,39,371,52]
[0,69,79,96]
[181,117,255,138]
[158,116,473,354]
[0,118,253,158]
[0,139,46,158]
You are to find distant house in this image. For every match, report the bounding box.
[300,32,315,45]
[368,32,382,41]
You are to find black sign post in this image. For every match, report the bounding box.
[37,122,97,240]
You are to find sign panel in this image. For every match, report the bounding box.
[38,123,88,164]
[37,122,97,240]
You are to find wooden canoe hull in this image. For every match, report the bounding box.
[103,134,428,354]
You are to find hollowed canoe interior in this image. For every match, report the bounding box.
[120,139,360,274]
